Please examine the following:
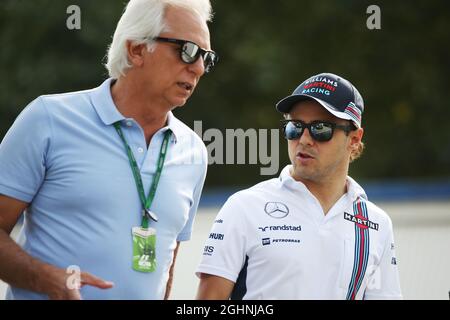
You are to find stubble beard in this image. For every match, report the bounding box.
[291,156,346,185]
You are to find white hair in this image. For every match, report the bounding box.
[105,0,212,79]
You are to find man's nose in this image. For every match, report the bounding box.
[299,127,315,146]
[187,56,205,77]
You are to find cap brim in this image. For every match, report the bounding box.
[276,94,360,127]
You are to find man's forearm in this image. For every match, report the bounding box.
[164,267,174,300]
[164,241,180,299]
[0,229,56,295]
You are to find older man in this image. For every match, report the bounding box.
[0,0,217,299]
[196,73,402,300]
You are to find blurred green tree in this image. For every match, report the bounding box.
[1,0,449,189]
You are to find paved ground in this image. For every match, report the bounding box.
[1,201,450,300]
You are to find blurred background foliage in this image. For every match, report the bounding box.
[1,0,449,190]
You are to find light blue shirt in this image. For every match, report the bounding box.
[0,79,207,299]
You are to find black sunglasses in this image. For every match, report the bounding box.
[153,37,219,73]
[281,120,355,142]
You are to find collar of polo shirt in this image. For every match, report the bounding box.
[91,78,183,143]
[279,165,367,202]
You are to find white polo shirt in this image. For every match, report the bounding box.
[196,165,402,300]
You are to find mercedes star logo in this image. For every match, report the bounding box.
[264,202,289,219]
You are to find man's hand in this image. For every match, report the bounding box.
[0,195,114,299]
[42,265,114,300]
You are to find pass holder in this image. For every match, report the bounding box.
[132,226,157,273]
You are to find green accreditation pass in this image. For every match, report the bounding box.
[114,122,172,273]
[132,226,156,272]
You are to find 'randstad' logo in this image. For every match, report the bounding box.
[344,212,379,231]
[264,202,289,218]
[258,225,302,232]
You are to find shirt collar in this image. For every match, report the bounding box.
[90,78,183,142]
[279,165,309,194]
[279,164,368,202]
[90,78,125,126]
[345,176,368,202]
[165,111,183,143]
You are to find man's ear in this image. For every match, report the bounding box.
[349,127,364,151]
[126,41,148,68]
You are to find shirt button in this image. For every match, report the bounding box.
[126,121,133,127]
[137,147,144,153]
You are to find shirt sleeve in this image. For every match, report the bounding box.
[364,217,403,300]
[0,97,51,203]
[176,144,208,242]
[195,195,248,283]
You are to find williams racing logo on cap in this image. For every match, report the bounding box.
[302,76,338,97]
[344,212,379,231]
[264,202,289,218]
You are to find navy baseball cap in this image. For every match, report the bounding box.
[276,73,364,128]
